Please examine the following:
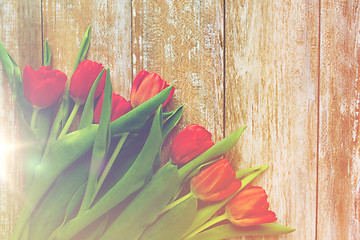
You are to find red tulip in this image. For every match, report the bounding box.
[70,60,107,104]
[23,65,67,108]
[190,158,242,201]
[225,186,277,227]
[170,124,214,165]
[94,93,132,124]
[130,70,174,108]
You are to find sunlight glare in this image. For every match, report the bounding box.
[0,136,15,183]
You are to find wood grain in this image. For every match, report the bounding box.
[0,1,42,239]
[132,0,225,148]
[317,1,360,239]
[42,0,132,97]
[2,1,360,240]
[225,1,319,239]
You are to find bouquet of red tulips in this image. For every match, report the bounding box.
[0,26,294,240]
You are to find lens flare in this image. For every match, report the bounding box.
[0,136,15,183]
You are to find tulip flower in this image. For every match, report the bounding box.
[93,92,132,124]
[70,60,107,104]
[23,65,67,108]
[130,70,174,108]
[225,186,277,227]
[170,124,214,165]
[190,158,242,201]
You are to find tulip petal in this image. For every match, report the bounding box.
[70,60,106,104]
[23,65,66,108]
[184,165,268,236]
[230,211,277,227]
[130,69,149,105]
[30,77,64,108]
[171,124,215,165]
[130,70,173,108]
[23,65,38,103]
[201,179,242,202]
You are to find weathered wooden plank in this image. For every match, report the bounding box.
[0,1,42,239]
[225,1,319,239]
[317,1,360,239]
[132,0,225,148]
[42,0,132,97]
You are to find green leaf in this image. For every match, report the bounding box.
[139,193,197,240]
[53,25,91,141]
[187,223,295,240]
[153,107,164,171]
[10,125,99,240]
[179,126,247,180]
[0,41,15,82]
[11,87,173,240]
[0,41,33,120]
[110,86,174,134]
[79,69,112,213]
[51,107,164,240]
[236,165,266,179]
[0,42,51,192]
[94,130,150,202]
[100,163,179,240]
[184,165,269,237]
[162,105,183,138]
[43,39,51,66]
[35,108,53,142]
[73,25,91,73]
[78,68,105,129]
[63,182,86,222]
[153,150,162,173]
[74,214,108,240]
[27,157,89,240]
[153,105,183,171]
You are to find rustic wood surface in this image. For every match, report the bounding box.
[0,0,359,240]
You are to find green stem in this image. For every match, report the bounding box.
[78,133,129,215]
[183,214,228,240]
[30,108,39,132]
[91,132,129,205]
[162,192,195,213]
[58,103,80,139]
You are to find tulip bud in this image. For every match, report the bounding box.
[225,186,277,227]
[23,65,67,108]
[70,60,107,104]
[190,158,242,201]
[170,124,214,165]
[130,70,174,108]
[93,92,132,124]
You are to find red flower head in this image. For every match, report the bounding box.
[170,124,214,165]
[190,158,242,201]
[130,70,174,108]
[23,65,67,108]
[70,60,107,104]
[94,92,132,124]
[225,186,277,227]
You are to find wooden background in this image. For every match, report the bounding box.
[0,0,359,239]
